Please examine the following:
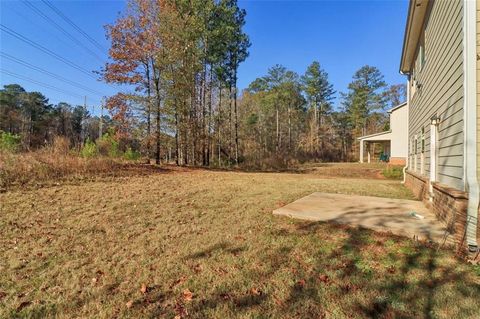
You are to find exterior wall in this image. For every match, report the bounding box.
[407,0,465,191]
[389,104,408,159]
[477,0,480,187]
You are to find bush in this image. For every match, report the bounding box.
[0,131,21,153]
[80,139,97,158]
[382,165,404,180]
[97,133,120,158]
[124,147,141,161]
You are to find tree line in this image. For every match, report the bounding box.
[239,63,405,167]
[0,84,112,150]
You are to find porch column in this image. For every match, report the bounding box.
[359,140,364,163]
[367,142,371,163]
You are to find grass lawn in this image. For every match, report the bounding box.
[1,163,479,318]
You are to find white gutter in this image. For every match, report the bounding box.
[402,76,410,184]
[463,0,479,251]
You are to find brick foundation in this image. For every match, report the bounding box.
[389,157,406,166]
[404,170,479,249]
[430,182,469,245]
[404,170,429,201]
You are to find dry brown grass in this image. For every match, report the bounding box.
[1,164,479,318]
[0,135,134,191]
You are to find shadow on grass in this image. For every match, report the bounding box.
[93,223,479,319]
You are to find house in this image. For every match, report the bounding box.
[400,0,479,252]
[358,102,408,165]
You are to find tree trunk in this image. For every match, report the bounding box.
[234,70,239,165]
[207,67,213,166]
[201,62,207,166]
[145,61,152,164]
[174,99,179,166]
[228,85,232,164]
[218,85,222,166]
[152,59,161,165]
[288,105,291,150]
[276,106,279,153]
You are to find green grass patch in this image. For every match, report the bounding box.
[382,165,404,180]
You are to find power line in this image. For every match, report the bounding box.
[41,0,107,53]
[1,69,102,105]
[22,1,105,63]
[5,2,74,50]
[0,24,97,79]
[1,52,106,97]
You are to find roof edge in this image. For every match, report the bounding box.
[399,0,429,74]
[357,130,392,140]
[387,102,407,113]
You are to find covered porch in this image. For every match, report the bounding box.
[358,131,392,163]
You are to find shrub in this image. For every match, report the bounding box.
[124,147,141,161]
[80,139,97,158]
[382,165,404,180]
[97,133,120,158]
[0,131,21,153]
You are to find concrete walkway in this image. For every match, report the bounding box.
[273,192,448,243]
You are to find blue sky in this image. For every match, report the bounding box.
[0,0,408,114]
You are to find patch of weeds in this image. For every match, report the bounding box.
[390,298,407,312]
[317,242,336,255]
[382,166,404,180]
[384,239,396,247]
[354,260,373,277]
[473,264,480,277]
[398,245,417,256]
[0,131,21,152]
[80,139,97,158]
[124,147,141,160]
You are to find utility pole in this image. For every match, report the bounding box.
[81,96,87,144]
[99,97,104,138]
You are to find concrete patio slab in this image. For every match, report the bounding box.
[273,192,448,243]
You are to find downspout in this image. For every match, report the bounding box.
[402,76,410,184]
[463,0,479,251]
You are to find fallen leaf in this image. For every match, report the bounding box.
[126,300,133,308]
[182,289,193,301]
[192,264,202,273]
[250,287,262,296]
[140,283,147,294]
[386,265,396,274]
[295,279,306,289]
[318,274,330,284]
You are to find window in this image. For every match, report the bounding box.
[421,127,425,153]
[414,135,418,155]
[419,43,426,70]
[410,72,417,97]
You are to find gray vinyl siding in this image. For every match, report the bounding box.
[408,0,465,190]
[477,0,480,182]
